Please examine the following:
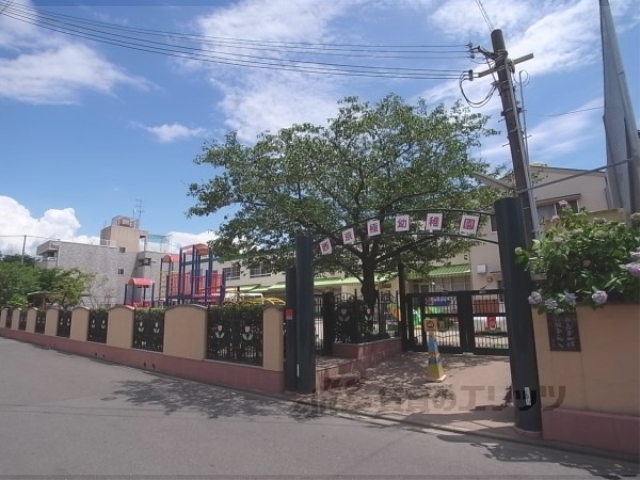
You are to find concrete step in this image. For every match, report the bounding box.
[323,372,361,390]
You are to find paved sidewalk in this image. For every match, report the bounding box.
[300,353,519,440]
[293,353,640,462]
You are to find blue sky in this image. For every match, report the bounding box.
[0,0,639,254]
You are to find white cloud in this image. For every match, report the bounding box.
[525,98,603,161]
[478,98,603,164]
[422,0,640,106]
[135,122,208,143]
[165,231,218,250]
[0,0,147,104]
[0,196,99,255]
[0,196,216,256]
[190,0,363,141]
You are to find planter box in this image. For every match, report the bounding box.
[532,304,640,455]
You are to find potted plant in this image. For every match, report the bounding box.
[515,202,640,313]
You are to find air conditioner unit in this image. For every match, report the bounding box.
[476,264,487,274]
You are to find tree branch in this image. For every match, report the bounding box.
[377,235,437,263]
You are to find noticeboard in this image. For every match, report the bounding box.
[546,311,581,352]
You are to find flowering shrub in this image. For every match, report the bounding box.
[515,202,640,314]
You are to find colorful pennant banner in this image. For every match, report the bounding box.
[319,212,485,255]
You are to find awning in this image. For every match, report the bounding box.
[225,284,260,292]
[407,264,471,280]
[127,277,154,287]
[267,282,287,291]
[180,243,209,255]
[314,277,344,287]
[161,254,179,263]
[340,275,393,285]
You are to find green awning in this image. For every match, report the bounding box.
[314,277,343,287]
[225,284,260,292]
[340,275,393,285]
[408,264,471,280]
[267,282,287,291]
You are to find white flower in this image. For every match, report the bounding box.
[591,290,608,305]
[528,291,543,305]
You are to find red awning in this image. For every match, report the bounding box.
[161,254,179,263]
[180,243,209,255]
[127,277,154,287]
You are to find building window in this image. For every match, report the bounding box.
[537,199,579,224]
[222,263,241,281]
[138,258,151,267]
[491,199,580,230]
[117,268,125,275]
[249,263,271,278]
[119,247,126,253]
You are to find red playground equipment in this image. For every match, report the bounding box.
[124,277,154,308]
[160,243,225,306]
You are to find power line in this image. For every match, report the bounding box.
[537,106,602,117]
[475,0,495,34]
[0,4,467,80]
[3,1,469,80]
[1,1,468,51]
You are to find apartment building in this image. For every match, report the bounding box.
[35,216,170,307]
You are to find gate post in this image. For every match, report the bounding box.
[284,267,297,392]
[322,292,335,355]
[494,197,542,435]
[295,235,316,394]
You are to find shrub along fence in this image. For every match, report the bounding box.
[319,291,400,353]
[207,304,263,366]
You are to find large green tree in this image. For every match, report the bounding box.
[0,253,94,308]
[0,261,40,307]
[188,94,503,307]
[38,268,94,308]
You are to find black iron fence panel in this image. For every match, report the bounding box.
[56,309,72,338]
[132,308,164,352]
[18,309,27,331]
[405,290,509,356]
[207,305,263,366]
[88,309,109,343]
[471,292,509,352]
[332,291,394,344]
[6,308,13,329]
[35,309,46,334]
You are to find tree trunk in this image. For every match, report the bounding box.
[360,262,378,312]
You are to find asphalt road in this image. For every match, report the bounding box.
[0,337,637,479]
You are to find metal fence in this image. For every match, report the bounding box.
[316,292,400,352]
[56,309,72,338]
[88,309,109,344]
[35,309,46,334]
[206,305,263,366]
[18,310,27,331]
[132,308,164,352]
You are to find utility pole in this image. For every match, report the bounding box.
[476,30,539,246]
